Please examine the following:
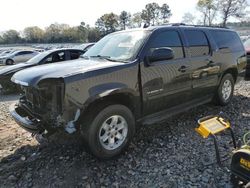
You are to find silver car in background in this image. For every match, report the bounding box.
[0,50,39,65]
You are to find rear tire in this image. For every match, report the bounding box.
[80,104,135,159]
[6,59,14,65]
[214,73,235,106]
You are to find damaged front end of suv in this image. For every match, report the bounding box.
[9,58,126,139]
[9,61,90,138]
[10,77,81,136]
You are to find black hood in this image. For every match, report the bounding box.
[0,63,33,77]
[11,59,122,87]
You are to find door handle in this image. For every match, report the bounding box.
[178,65,189,73]
[206,59,216,66]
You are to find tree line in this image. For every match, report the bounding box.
[0,0,249,44]
[0,2,171,44]
[182,0,249,26]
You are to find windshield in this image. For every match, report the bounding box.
[26,51,50,64]
[83,30,149,62]
[1,50,15,56]
[244,38,250,48]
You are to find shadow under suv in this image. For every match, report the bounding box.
[10,24,248,159]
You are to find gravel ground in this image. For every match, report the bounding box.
[0,81,249,188]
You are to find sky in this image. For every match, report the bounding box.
[0,0,249,32]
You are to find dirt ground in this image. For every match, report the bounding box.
[0,81,249,188]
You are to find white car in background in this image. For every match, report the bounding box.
[0,50,39,65]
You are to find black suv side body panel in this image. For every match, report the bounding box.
[64,61,141,112]
[10,26,247,134]
[139,27,193,115]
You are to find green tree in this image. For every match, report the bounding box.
[0,35,4,44]
[87,27,101,42]
[77,21,88,42]
[119,11,131,30]
[219,0,248,27]
[2,30,21,44]
[160,4,172,24]
[141,3,171,26]
[182,12,196,24]
[197,0,218,26]
[44,23,70,43]
[141,2,161,25]
[96,13,119,35]
[23,26,44,43]
[62,27,80,42]
[131,12,143,28]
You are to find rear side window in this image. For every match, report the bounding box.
[211,31,244,52]
[185,30,210,57]
[16,52,25,55]
[25,51,34,54]
[149,31,184,59]
[70,50,82,60]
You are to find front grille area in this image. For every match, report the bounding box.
[22,86,54,115]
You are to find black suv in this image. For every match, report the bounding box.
[10,25,247,159]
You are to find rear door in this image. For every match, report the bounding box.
[23,51,35,61]
[140,29,193,115]
[13,51,26,62]
[183,29,220,99]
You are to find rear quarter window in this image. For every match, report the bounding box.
[211,30,244,52]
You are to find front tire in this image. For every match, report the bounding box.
[81,104,135,159]
[215,73,235,106]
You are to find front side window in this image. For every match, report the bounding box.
[14,52,22,56]
[149,30,184,59]
[84,30,150,62]
[26,51,50,64]
[185,30,210,57]
[43,51,65,64]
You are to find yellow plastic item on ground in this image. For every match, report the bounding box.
[196,116,231,138]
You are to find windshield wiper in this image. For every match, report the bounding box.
[90,55,111,59]
[90,55,127,63]
[80,55,89,59]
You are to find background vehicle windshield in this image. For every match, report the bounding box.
[26,51,50,64]
[84,30,149,62]
[244,38,250,48]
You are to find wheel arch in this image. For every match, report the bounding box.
[221,67,238,83]
[6,59,14,65]
[78,88,141,124]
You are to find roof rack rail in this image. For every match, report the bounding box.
[162,23,229,29]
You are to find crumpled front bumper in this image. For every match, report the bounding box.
[9,103,42,133]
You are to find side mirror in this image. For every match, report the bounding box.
[148,48,174,64]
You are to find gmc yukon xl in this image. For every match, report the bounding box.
[10,25,248,159]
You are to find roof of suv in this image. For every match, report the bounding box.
[114,23,233,34]
[146,23,231,32]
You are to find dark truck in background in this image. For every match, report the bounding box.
[10,24,248,159]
